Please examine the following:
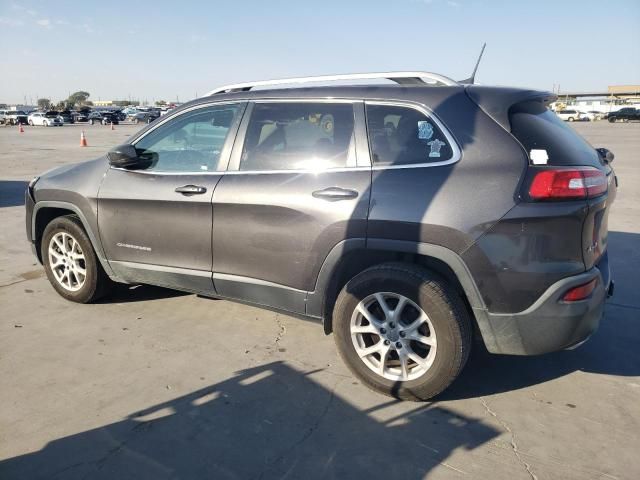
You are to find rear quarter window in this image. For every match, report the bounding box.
[365,104,456,166]
[510,101,600,167]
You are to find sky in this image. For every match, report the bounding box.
[1,0,639,105]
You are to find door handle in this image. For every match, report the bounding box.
[175,185,207,195]
[312,187,359,201]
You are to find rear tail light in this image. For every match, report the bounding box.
[562,278,597,302]
[529,167,607,200]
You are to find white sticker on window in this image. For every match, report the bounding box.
[418,121,434,140]
[530,149,549,165]
[427,139,446,158]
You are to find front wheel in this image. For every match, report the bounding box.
[568,117,574,122]
[333,263,472,401]
[42,215,112,303]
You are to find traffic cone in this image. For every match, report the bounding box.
[110,121,115,131]
[80,130,88,147]
[18,123,24,133]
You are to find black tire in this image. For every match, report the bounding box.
[608,117,616,123]
[568,117,574,122]
[333,263,472,401]
[41,215,112,303]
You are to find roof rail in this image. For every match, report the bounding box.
[204,71,459,96]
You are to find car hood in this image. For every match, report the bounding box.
[37,157,107,185]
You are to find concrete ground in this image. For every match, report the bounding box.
[0,121,638,479]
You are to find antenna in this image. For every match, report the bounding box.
[459,43,486,84]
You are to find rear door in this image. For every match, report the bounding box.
[98,102,246,293]
[211,100,371,313]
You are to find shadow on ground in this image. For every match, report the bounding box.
[98,283,190,304]
[0,361,500,479]
[0,180,28,208]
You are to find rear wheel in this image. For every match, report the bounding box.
[333,263,471,401]
[42,215,112,303]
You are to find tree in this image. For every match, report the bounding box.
[37,98,51,110]
[155,100,167,107]
[66,91,91,107]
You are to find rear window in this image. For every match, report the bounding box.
[510,101,600,166]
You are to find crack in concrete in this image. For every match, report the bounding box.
[274,313,286,349]
[480,398,538,480]
[255,378,341,479]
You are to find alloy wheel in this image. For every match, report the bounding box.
[350,292,437,381]
[48,232,87,291]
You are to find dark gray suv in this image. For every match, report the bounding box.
[25,72,616,400]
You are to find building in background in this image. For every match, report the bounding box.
[551,85,640,113]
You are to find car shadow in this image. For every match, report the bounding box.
[97,283,190,304]
[0,180,28,208]
[0,361,500,479]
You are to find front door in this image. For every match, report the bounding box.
[98,102,246,293]
[211,101,371,313]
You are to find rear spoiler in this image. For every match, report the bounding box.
[465,85,557,131]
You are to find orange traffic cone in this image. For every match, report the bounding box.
[110,122,115,131]
[80,130,88,147]
[18,123,24,133]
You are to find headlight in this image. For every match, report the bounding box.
[28,176,40,198]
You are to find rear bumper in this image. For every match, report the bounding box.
[476,252,611,355]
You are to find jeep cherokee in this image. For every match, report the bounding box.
[25,72,616,400]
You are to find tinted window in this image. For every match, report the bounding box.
[510,101,600,167]
[240,103,356,171]
[365,104,454,166]
[134,103,241,172]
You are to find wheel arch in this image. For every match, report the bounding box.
[32,201,116,278]
[309,239,488,338]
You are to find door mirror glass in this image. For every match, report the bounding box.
[107,144,153,170]
[596,147,614,164]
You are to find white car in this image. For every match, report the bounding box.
[28,112,63,127]
[555,109,582,122]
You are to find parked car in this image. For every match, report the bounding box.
[28,111,63,126]
[58,111,75,124]
[607,107,640,123]
[100,112,120,125]
[132,111,160,124]
[24,71,616,400]
[111,110,127,122]
[86,112,103,125]
[555,109,582,122]
[1,110,29,125]
[73,110,90,122]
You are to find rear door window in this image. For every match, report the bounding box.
[240,102,356,171]
[510,101,601,167]
[365,104,455,166]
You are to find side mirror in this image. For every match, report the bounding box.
[596,147,614,164]
[107,144,152,169]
